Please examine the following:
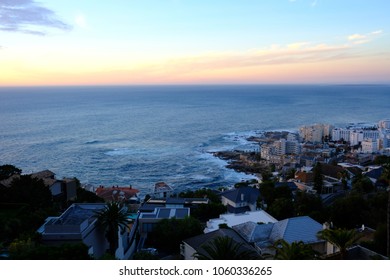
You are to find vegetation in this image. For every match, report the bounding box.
[0,164,22,181]
[313,162,323,194]
[9,238,91,260]
[194,236,260,260]
[94,202,129,256]
[148,216,203,254]
[317,228,362,260]
[272,239,318,260]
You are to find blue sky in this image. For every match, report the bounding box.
[0,0,389,85]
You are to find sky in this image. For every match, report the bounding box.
[0,0,389,86]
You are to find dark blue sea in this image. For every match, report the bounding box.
[0,85,389,194]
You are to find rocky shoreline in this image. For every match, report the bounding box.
[211,131,292,177]
[211,150,269,176]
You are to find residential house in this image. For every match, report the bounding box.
[138,207,190,236]
[220,186,260,213]
[95,186,140,211]
[31,170,77,203]
[181,228,259,260]
[138,197,209,213]
[204,210,277,233]
[37,203,134,259]
[152,182,174,198]
[233,216,326,255]
[364,166,385,188]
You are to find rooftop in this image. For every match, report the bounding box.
[204,210,277,233]
[139,207,189,220]
[154,182,173,193]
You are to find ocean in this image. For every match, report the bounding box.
[0,85,389,195]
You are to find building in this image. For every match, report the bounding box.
[138,207,190,236]
[220,186,260,213]
[95,186,140,203]
[30,170,77,204]
[378,119,390,129]
[299,124,333,143]
[332,128,351,142]
[233,216,326,255]
[361,139,378,153]
[152,182,174,198]
[204,210,277,233]
[181,228,259,260]
[38,203,134,259]
[139,197,209,212]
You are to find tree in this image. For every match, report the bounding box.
[313,162,323,194]
[272,239,317,260]
[9,175,53,210]
[337,170,351,190]
[294,191,323,218]
[351,174,375,193]
[192,203,227,222]
[380,163,390,257]
[268,198,294,220]
[259,180,275,207]
[149,216,203,254]
[94,202,128,256]
[317,228,361,259]
[194,236,260,260]
[0,164,22,181]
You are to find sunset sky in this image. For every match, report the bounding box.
[0,0,389,86]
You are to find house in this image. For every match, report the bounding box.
[181,228,259,260]
[364,166,383,185]
[0,174,20,188]
[204,210,277,233]
[325,245,388,260]
[275,181,299,192]
[95,186,140,204]
[152,182,174,198]
[138,207,190,236]
[295,171,314,185]
[220,186,260,213]
[31,170,77,203]
[37,203,134,259]
[233,216,326,255]
[138,197,209,213]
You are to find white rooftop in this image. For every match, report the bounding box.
[204,210,277,233]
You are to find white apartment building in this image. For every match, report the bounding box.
[261,138,300,160]
[332,128,351,142]
[299,124,333,143]
[350,130,364,146]
[344,129,380,146]
[378,119,390,129]
[361,139,378,153]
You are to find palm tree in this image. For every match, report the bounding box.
[272,239,317,260]
[317,228,361,259]
[193,236,260,260]
[94,202,129,256]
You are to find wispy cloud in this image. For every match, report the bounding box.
[0,0,72,35]
[348,34,366,41]
[139,42,352,76]
[371,30,383,35]
[347,30,383,45]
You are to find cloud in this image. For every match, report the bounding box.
[145,42,352,76]
[0,0,72,35]
[371,30,383,35]
[348,34,366,41]
[347,30,384,45]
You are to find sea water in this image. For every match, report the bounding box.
[0,85,389,194]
